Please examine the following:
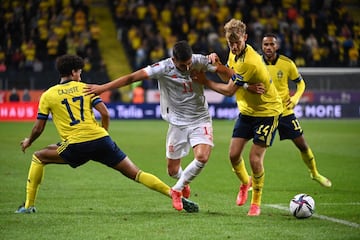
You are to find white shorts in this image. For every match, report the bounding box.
[166,122,214,159]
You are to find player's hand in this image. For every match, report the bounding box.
[20,138,31,153]
[286,97,296,110]
[191,71,207,85]
[247,83,266,94]
[83,84,104,96]
[208,53,221,64]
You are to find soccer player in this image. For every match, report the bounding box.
[15,54,198,214]
[84,40,234,210]
[261,33,331,187]
[200,19,283,216]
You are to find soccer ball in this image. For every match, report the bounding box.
[289,193,315,219]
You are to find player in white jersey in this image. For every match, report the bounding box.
[85,40,233,210]
[146,55,215,126]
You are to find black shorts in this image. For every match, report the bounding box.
[232,113,280,147]
[58,136,127,168]
[277,114,303,140]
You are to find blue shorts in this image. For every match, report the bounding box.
[277,114,303,140]
[58,136,127,168]
[232,113,280,147]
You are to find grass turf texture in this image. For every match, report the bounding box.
[0,119,359,239]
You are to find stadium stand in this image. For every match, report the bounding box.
[0,0,109,91]
[0,0,359,102]
[109,0,359,71]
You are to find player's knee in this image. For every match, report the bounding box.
[196,157,208,164]
[194,152,210,163]
[33,152,44,164]
[297,144,309,152]
[229,154,241,164]
[116,158,139,180]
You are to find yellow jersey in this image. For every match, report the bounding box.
[227,44,283,117]
[263,54,303,116]
[37,80,108,144]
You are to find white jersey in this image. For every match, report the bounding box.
[144,54,217,126]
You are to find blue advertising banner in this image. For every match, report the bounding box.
[94,103,359,120]
[97,103,240,120]
[294,104,360,118]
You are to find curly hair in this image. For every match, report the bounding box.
[56,54,84,77]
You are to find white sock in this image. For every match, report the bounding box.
[170,167,183,179]
[172,159,205,191]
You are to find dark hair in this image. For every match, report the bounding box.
[172,40,193,61]
[56,54,84,77]
[263,33,278,39]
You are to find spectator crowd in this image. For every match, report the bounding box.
[0,0,359,94]
[110,0,359,74]
[0,0,104,74]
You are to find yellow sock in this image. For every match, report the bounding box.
[251,170,264,206]
[232,157,250,184]
[301,148,319,176]
[25,155,44,208]
[135,170,171,198]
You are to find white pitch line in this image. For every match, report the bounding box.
[318,202,360,206]
[265,204,360,228]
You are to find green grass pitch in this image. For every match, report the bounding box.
[0,119,359,239]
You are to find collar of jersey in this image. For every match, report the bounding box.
[234,45,247,62]
[59,79,74,84]
[263,53,279,65]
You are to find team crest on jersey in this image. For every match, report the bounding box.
[277,70,283,80]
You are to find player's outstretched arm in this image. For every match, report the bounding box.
[20,119,47,153]
[193,71,238,96]
[191,71,207,85]
[209,54,234,83]
[212,63,265,94]
[84,84,107,96]
[215,64,234,83]
[207,78,238,96]
[84,69,148,95]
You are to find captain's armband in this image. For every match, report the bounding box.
[231,73,248,88]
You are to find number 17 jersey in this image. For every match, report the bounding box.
[37,80,108,144]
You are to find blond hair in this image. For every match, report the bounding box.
[224,18,246,41]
